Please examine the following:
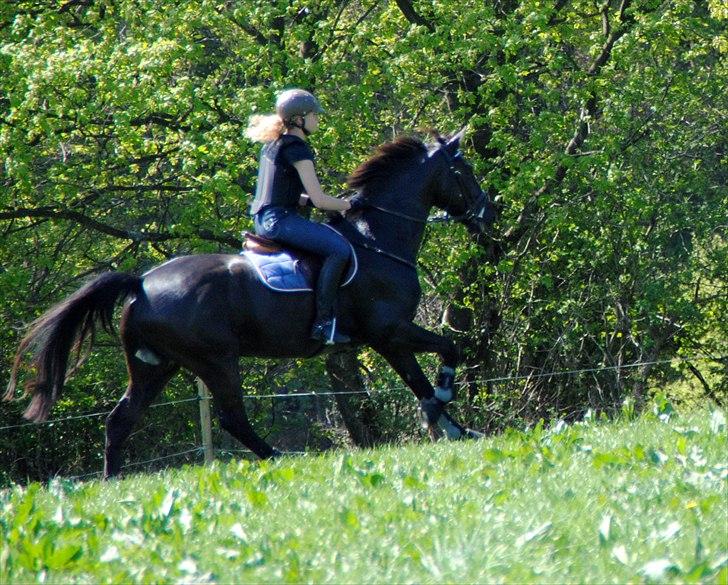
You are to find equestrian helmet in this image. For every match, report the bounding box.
[275,89,324,122]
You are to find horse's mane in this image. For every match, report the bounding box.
[347,136,428,190]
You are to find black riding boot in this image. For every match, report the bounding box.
[311,258,350,345]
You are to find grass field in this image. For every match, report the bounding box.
[1,407,726,583]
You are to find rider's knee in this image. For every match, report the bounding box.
[326,247,350,270]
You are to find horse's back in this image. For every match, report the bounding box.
[140,253,283,315]
[129,254,320,359]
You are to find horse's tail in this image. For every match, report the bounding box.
[4,272,143,422]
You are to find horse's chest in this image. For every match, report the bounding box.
[359,273,420,309]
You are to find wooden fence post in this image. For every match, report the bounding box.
[196,378,215,464]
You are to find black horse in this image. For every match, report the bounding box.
[5,130,495,478]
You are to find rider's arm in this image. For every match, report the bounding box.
[292,160,351,212]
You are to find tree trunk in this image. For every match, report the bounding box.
[325,350,375,448]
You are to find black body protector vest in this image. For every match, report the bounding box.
[250,135,314,215]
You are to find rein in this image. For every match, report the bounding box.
[349,237,418,269]
[365,203,428,224]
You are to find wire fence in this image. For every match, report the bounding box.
[0,355,717,481]
[0,397,200,432]
[0,357,696,433]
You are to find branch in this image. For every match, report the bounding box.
[0,206,132,239]
[93,183,192,194]
[129,111,193,131]
[219,8,269,46]
[0,206,241,248]
[549,0,569,24]
[58,0,89,14]
[687,362,724,406]
[504,0,635,245]
[393,0,434,31]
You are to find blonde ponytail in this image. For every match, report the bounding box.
[245,114,285,143]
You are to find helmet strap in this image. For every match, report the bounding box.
[286,114,310,135]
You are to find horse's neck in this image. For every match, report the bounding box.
[356,184,432,264]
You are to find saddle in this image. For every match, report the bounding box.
[241,230,358,293]
[244,232,285,254]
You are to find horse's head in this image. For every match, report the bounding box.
[346,131,496,236]
[430,130,496,234]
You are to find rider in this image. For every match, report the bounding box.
[246,89,354,345]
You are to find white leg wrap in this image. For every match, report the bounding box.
[434,366,456,403]
[135,348,161,365]
[434,386,454,403]
[437,414,463,440]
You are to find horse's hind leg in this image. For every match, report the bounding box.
[196,359,277,460]
[104,359,179,479]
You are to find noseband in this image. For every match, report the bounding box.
[435,144,488,224]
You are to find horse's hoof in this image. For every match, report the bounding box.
[437,413,464,440]
[437,412,484,441]
[427,424,443,442]
[463,428,485,440]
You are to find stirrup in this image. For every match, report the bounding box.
[311,318,350,345]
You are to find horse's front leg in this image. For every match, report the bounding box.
[374,322,480,441]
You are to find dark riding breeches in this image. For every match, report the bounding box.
[253,207,350,320]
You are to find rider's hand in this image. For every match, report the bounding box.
[346,195,367,215]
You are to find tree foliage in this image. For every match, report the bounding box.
[1,0,725,482]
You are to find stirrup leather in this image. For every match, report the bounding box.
[311,318,350,345]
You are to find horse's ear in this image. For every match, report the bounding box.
[446,127,466,152]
